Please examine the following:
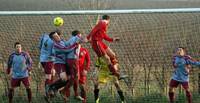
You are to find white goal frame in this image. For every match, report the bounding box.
[0,8,200,15]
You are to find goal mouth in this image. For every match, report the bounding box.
[1,8,200,102]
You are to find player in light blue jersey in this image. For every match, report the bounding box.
[48,30,87,102]
[46,31,70,101]
[38,32,55,98]
[169,47,200,103]
[7,42,33,103]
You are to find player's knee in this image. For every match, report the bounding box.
[110,56,118,65]
[60,72,67,80]
[169,87,174,92]
[45,74,52,79]
[114,82,121,91]
[103,55,111,63]
[94,84,99,89]
[51,69,56,77]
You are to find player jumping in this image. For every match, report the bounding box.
[87,15,127,80]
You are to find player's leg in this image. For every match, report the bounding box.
[48,63,68,95]
[8,78,20,103]
[168,79,179,103]
[63,59,79,101]
[22,77,32,103]
[94,80,100,103]
[105,47,128,80]
[41,62,54,96]
[73,68,84,101]
[105,47,118,65]
[78,72,87,102]
[114,78,125,103]
[182,82,192,103]
[8,87,14,103]
[41,62,54,85]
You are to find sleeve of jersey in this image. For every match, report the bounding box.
[172,56,177,68]
[26,52,33,70]
[85,49,91,71]
[87,25,98,40]
[103,33,113,42]
[101,24,113,42]
[187,57,200,66]
[7,54,13,74]
[53,42,77,53]
[38,34,44,50]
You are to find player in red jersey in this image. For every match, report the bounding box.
[87,15,126,79]
[73,46,90,103]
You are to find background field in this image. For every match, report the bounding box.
[0,0,200,103]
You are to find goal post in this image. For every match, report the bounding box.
[0,8,200,102]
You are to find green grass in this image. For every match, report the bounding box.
[1,90,200,103]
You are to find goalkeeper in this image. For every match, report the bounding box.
[93,57,126,103]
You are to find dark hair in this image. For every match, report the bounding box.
[49,31,56,39]
[14,42,21,47]
[72,30,80,36]
[55,29,62,36]
[175,47,185,53]
[102,15,110,20]
[177,47,185,51]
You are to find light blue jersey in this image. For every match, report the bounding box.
[65,35,83,59]
[52,40,67,64]
[53,34,83,60]
[38,33,54,62]
[7,51,32,79]
[172,55,200,82]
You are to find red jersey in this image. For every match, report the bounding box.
[79,47,90,71]
[87,20,113,42]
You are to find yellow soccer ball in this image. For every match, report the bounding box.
[53,17,64,27]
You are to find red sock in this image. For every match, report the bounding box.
[168,92,174,103]
[65,80,72,97]
[81,88,86,100]
[186,91,192,103]
[45,79,52,86]
[8,89,14,103]
[26,88,32,103]
[73,80,78,96]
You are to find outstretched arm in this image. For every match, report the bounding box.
[187,59,200,66]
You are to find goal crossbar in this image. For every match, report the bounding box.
[0,8,200,16]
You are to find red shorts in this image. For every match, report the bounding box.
[66,59,79,80]
[79,67,87,84]
[169,79,189,89]
[91,41,108,57]
[11,77,30,88]
[54,63,66,75]
[41,62,53,74]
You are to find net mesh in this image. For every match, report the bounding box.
[0,13,200,103]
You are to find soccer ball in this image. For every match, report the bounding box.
[53,17,64,27]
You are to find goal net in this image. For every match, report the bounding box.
[0,9,200,103]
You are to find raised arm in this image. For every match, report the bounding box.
[38,34,45,50]
[53,42,78,53]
